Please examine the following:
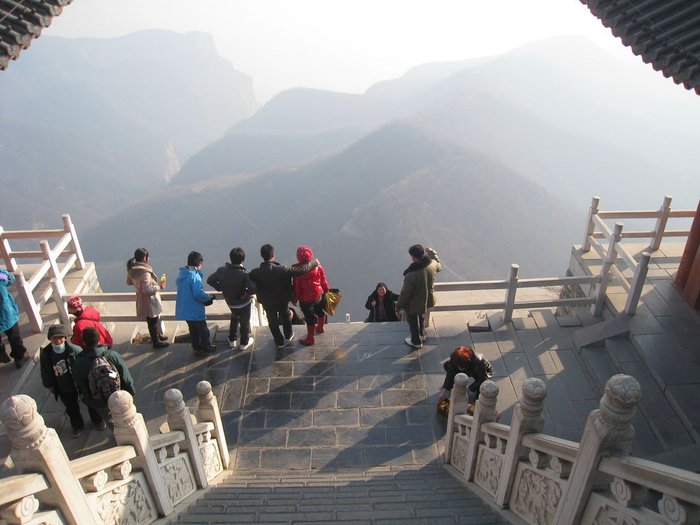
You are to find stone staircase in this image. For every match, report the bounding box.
[170,466,508,524]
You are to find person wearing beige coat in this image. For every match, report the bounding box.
[126,247,169,349]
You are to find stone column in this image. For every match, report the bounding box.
[495,377,547,507]
[443,373,470,463]
[0,395,99,525]
[196,381,229,469]
[110,390,173,516]
[165,389,208,489]
[554,374,641,525]
[464,380,499,482]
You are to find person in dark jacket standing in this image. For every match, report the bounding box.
[67,295,113,350]
[176,251,215,356]
[396,244,441,348]
[250,244,318,348]
[207,247,258,351]
[0,269,28,368]
[71,327,135,428]
[364,282,400,322]
[292,245,329,346]
[40,325,106,437]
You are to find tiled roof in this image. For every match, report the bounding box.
[581,0,700,94]
[0,0,72,71]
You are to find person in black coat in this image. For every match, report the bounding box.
[364,282,400,322]
[437,345,493,404]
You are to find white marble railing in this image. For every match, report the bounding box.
[444,373,700,525]
[0,380,228,525]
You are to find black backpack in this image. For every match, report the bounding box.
[88,355,121,402]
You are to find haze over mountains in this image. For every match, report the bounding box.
[2,30,698,319]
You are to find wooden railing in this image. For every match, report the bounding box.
[0,214,85,332]
[444,374,700,525]
[0,381,228,525]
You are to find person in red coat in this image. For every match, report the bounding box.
[67,296,113,350]
[292,245,329,345]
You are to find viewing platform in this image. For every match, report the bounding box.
[1,198,699,524]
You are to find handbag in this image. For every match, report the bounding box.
[323,288,342,316]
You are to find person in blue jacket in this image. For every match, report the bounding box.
[176,251,215,356]
[0,269,28,368]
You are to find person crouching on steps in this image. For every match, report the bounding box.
[73,327,135,429]
[40,325,106,437]
[292,245,329,346]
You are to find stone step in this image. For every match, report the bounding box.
[172,467,510,524]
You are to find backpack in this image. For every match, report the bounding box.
[88,355,121,402]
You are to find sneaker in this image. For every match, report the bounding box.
[420,334,427,342]
[228,339,238,350]
[72,428,82,438]
[153,341,169,349]
[240,337,254,351]
[285,334,295,344]
[157,334,169,342]
[14,356,27,369]
[94,421,107,431]
[404,337,422,349]
[275,342,286,349]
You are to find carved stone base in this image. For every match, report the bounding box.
[92,473,158,525]
[159,454,196,507]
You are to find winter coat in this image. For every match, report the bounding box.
[441,355,491,397]
[71,306,113,349]
[72,345,135,409]
[0,270,20,332]
[292,246,328,304]
[365,290,400,322]
[126,262,163,318]
[250,259,318,308]
[40,340,82,398]
[175,266,212,321]
[207,263,257,309]
[396,255,441,316]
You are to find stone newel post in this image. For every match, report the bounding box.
[0,395,99,525]
[165,389,208,489]
[110,391,173,516]
[196,380,229,469]
[464,380,499,482]
[495,377,547,507]
[554,374,641,525]
[444,373,470,463]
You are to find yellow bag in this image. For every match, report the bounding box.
[323,288,342,316]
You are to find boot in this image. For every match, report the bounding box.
[300,324,315,346]
[315,315,326,334]
[0,347,11,364]
[148,324,169,349]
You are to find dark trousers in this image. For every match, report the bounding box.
[57,391,104,430]
[228,303,252,344]
[264,304,293,346]
[2,322,27,359]
[407,314,425,345]
[300,298,324,326]
[186,320,210,352]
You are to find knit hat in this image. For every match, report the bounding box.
[67,296,83,312]
[296,245,314,263]
[47,325,68,339]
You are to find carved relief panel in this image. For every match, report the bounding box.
[158,453,196,507]
[92,473,158,525]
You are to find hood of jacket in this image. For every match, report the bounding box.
[77,305,101,322]
[296,245,313,263]
[403,256,432,276]
[177,266,202,283]
[127,261,155,280]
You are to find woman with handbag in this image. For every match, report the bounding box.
[126,247,169,349]
[292,245,329,346]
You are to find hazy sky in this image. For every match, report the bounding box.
[44,0,628,103]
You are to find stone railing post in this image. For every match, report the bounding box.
[554,374,641,525]
[503,264,519,323]
[495,378,548,507]
[14,272,42,333]
[443,373,471,463]
[464,380,499,482]
[110,391,173,516]
[0,395,99,525]
[165,389,208,489]
[62,214,85,269]
[592,222,623,317]
[650,195,672,252]
[0,226,18,272]
[624,252,651,315]
[581,196,600,253]
[196,381,229,469]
